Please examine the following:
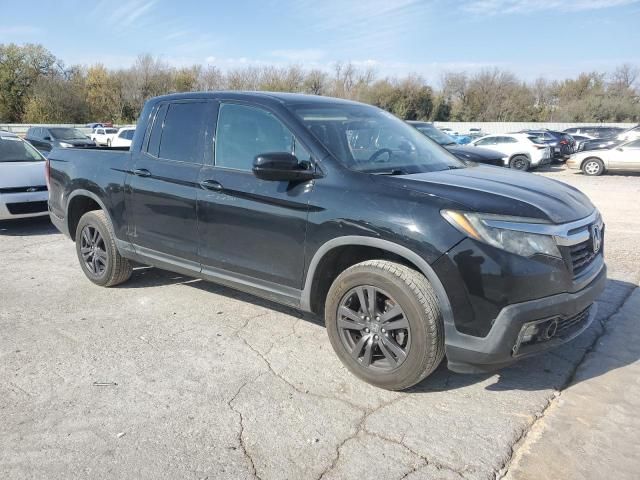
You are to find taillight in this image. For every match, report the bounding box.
[45,157,51,189]
[560,139,568,145]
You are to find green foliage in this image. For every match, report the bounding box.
[0,43,58,122]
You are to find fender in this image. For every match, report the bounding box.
[64,189,135,256]
[300,236,454,328]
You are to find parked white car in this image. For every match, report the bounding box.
[470,133,552,170]
[90,127,119,147]
[567,139,640,176]
[110,127,136,148]
[0,131,49,220]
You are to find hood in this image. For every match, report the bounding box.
[381,165,594,224]
[445,145,504,165]
[0,161,46,188]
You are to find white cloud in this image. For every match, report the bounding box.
[270,49,326,62]
[0,25,43,37]
[287,0,432,56]
[461,0,640,15]
[106,0,157,28]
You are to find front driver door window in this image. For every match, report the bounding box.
[196,102,313,291]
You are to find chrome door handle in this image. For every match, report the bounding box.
[199,179,223,191]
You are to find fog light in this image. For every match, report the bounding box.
[520,323,540,343]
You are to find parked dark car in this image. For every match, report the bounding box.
[47,92,606,390]
[570,135,592,151]
[25,127,95,154]
[579,137,622,152]
[408,121,505,167]
[563,126,625,139]
[518,129,575,160]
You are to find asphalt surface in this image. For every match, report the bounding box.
[1,166,639,480]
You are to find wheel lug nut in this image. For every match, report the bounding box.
[381,328,386,333]
[365,316,370,321]
[364,328,369,333]
[375,316,380,321]
[374,335,379,340]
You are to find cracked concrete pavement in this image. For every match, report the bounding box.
[1,168,639,479]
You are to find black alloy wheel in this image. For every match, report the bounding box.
[337,285,411,371]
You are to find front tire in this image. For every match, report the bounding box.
[582,158,604,176]
[325,260,444,390]
[509,155,530,171]
[75,210,132,287]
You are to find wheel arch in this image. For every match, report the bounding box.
[509,152,531,162]
[301,236,454,326]
[66,189,111,241]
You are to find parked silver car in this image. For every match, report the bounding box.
[567,139,640,175]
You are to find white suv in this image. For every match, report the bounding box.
[90,127,119,147]
[470,134,552,171]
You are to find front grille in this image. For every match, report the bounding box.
[6,201,48,215]
[0,185,47,194]
[569,238,598,276]
[556,306,591,337]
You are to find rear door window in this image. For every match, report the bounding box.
[157,102,209,164]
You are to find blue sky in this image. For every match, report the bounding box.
[1,0,639,83]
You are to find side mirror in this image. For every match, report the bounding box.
[616,147,624,151]
[253,153,315,181]
[43,136,51,141]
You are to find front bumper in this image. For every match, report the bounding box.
[566,157,582,170]
[0,191,49,220]
[444,265,606,373]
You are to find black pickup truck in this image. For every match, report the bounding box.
[47,92,606,390]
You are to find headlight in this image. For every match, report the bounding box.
[59,142,73,148]
[442,210,560,258]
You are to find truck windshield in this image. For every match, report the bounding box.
[0,136,44,162]
[50,128,88,140]
[288,103,464,174]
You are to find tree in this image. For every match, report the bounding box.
[24,71,88,123]
[303,69,327,95]
[0,43,58,122]
[174,66,200,92]
[198,65,224,91]
[364,76,434,120]
[85,64,121,121]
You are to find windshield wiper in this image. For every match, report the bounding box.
[373,169,408,176]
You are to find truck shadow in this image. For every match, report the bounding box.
[123,267,637,393]
[0,216,58,236]
[124,265,323,324]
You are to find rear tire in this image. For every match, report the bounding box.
[582,158,604,176]
[75,210,132,287]
[325,260,445,391]
[509,155,530,171]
